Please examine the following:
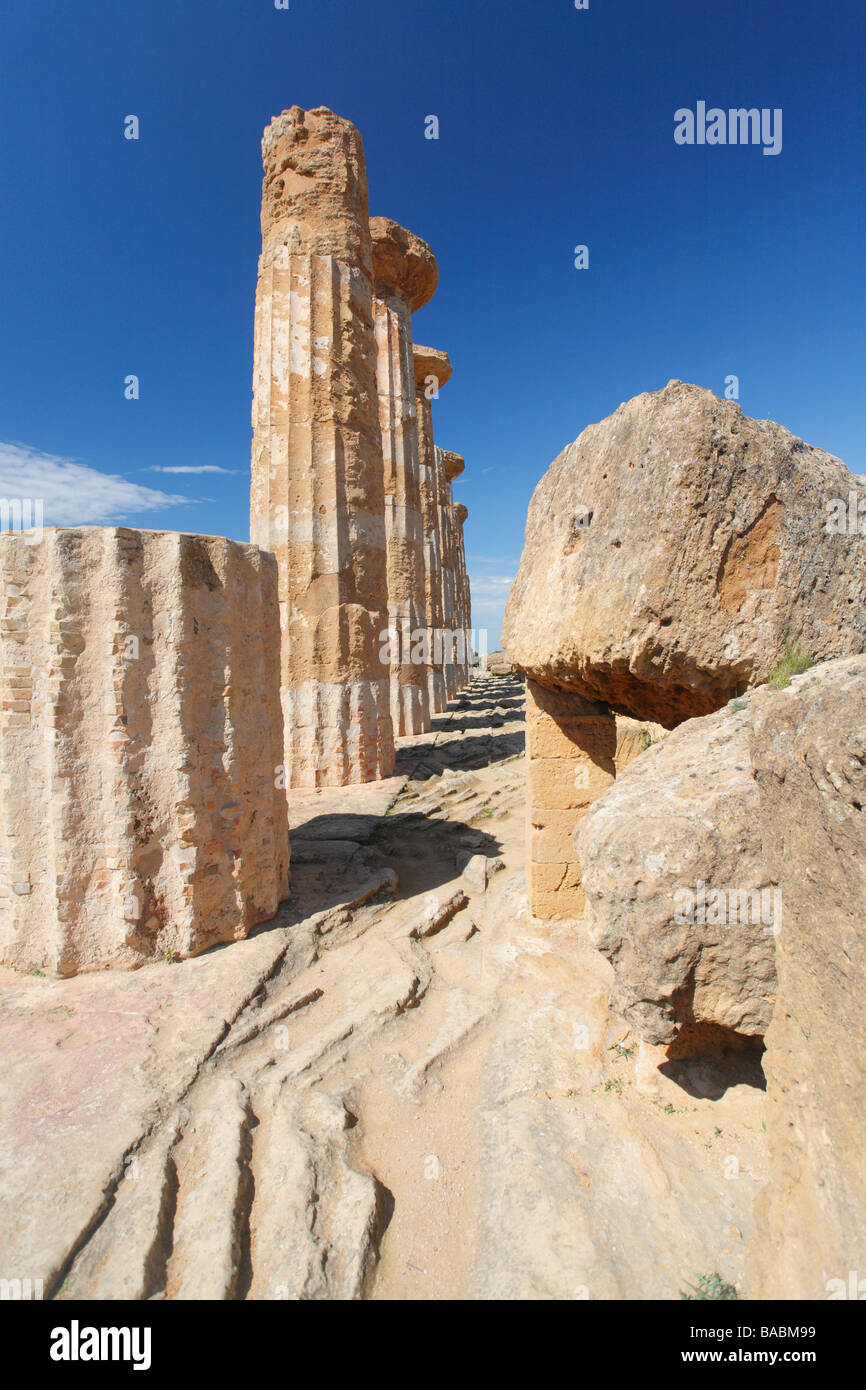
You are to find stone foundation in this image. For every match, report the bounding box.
[0,528,289,976]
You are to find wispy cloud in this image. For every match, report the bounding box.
[467,554,520,566]
[0,442,188,525]
[468,573,514,611]
[146,465,237,475]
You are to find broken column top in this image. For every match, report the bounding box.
[454,503,469,524]
[413,344,453,390]
[260,104,372,264]
[370,216,438,310]
[441,450,465,481]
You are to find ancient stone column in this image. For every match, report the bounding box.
[370,217,438,737]
[249,106,393,787]
[525,680,660,920]
[438,449,465,700]
[413,346,452,714]
[0,528,289,977]
[453,501,471,689]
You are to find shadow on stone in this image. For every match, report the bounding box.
[659,1021,766,1099]
[395,730,524,781]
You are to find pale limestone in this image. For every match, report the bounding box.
[0,527,289,976]
[250,106,394,786]
[437,449,465,700]
[453,502,472,688]
[413,346,452,713]
[525,679,661,920]
[370,216,437,737]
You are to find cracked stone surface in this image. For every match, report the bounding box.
[0,675,772,1300]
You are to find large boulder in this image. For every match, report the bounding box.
[746,656,866,1298]
[578,657,866,1087]
[503,381,866,726]
[576,692,775,1045]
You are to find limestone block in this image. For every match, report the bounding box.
[0,527,289,977]
[525,680,656,921]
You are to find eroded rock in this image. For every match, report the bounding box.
[746,655,866,1298]
[503,380,866,726]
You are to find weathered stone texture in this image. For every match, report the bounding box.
[453,501,472,687]
[370,216,437,736]
[576,695,775,1043]
[578,656,866,1079]
[0,528,289,976]
[413,346,452,713]
[504,380,866,726]
[438,448,465,699]
[745,656,866,1298]
[250,106,394,785]
[526,680,659,920]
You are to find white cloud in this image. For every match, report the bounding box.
[146,465,236,475]
[0,442,189,525]
[467,572,514,617]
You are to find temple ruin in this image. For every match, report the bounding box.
[0,105,473,975]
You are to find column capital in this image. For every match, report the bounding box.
[370,217,438,310]
[413,345,452,391]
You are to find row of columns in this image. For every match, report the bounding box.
[249,106,473,786]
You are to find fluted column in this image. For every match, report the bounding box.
[250,106,393,787]
[438,449,464,700]
[413,345,452,714]
[453,501,471,689]
[370,217,438,737]
[0,528,289,976]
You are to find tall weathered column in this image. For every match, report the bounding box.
[250,106,393,787]
[453,501,472,689]
[0,528,289,976]
[370,217,438,737]
[413,346,452,714]
[438,449,465,700]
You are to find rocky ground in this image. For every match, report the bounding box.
[0,673,769,1300]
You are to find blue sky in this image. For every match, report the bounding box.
[1,0,864,646]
